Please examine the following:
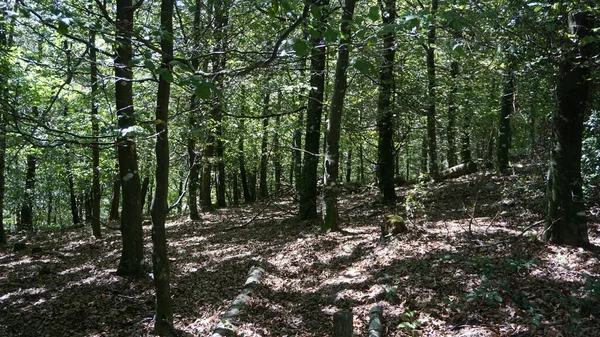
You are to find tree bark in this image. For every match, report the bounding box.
[376,0,397,204]
[238,119,252,203]
[67,159,81,225]
[89,23,101,238]
[0,116,4,244]
[109,169,120,221]
[323,0,357,232]
[20,155,36,231]
[150,0,174,334]
[273,110,282,193]
[497,55,515,172]
[216,125,226,208]
[115,0,144,277]
[425,0,439,180]
[299,0,328,220]
[446,61,459,168]
[187,1,202,220]
[140,176,150,213]
[545,11,595,247]
[259,94,270,200]
[292,110,303,200]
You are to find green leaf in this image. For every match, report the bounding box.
[144,59,156,72]
[194,81,214,99]
[368,6,380,21]
[292,39,310,57]
[156,67,174,83]
[324,26,339,43]
[352,58,375,76]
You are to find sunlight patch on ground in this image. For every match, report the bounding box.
[0,287,47,301]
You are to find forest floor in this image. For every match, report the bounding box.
[1,163,600,337]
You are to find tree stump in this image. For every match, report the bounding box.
[333,309,353,337]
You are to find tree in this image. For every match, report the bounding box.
[150,0,174,332]
[114,0,144,277]
[376,0,397,204]
[20,154,36,230]
[89,19,101,238]
[497,56,515,172]
[425,0,439,180]
[299,0,328,220]
[323,0,357,232]
[545,10,596,247]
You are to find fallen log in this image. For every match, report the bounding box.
[211,262,266,337]
[440,161,477,180]
[368,305,384,337]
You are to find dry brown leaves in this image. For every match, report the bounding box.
[1,163,599,337]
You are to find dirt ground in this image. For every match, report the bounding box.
[1,164,599,337]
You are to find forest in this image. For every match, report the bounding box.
[0,0,599,336]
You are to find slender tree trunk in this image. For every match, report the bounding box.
[421,136,428,174]
[425,0,439,180]
[46,189,52,227]
[187,1,202,219]
[460,112,472,163]
[248,170,257,202]
[89,23,102,238]
[187,113,200,218]
[446,61,459,168]
[232,173,239,206]
[259,95,270,200]
[109,169,120,221]
[0,4,7,244]
[19,155,36,230]
[345,149,352,183]
[141,176,150,213]
[497,56,515,172]
[376,0,397,204]
[150,0,174,334]
[115,0,144,277]
[323,0,357,231]
[359,142,365,183]
[299,0,328,219]
[0,119,4,243]
[216,125,226,207]
[545,11,595,247]
[238,119,252,202]
[67,160,81,225]
[273,112,282,194]
[293,110,303,200]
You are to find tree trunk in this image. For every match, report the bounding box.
[238,119,252,203]
[232,173,239,206]
[259,94,270,200]
[67,160,81,225]
[216,125,226,208]
[545,11,595,247]
[446,61,459,168]
[376,0,397,204]
[140,176,150,213]
[248,170,257,202]
[425,0,439,180]
[273,113,282,194]
[420,135,428,174]
[345,149,352,183]
[0,119,5,243]
[0,6,8,243]
[115,0,144,277]
[292,110,303,200]
[109,170,120,221]
[323,0,357,232]
[299,0,328,220]
[20,155,36,231]
[460,112,472,164]
[187,1,202,219]
[89,23,101,238]
[150,0,174,334]
[497,55,515,172]
[187,112,200,218]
